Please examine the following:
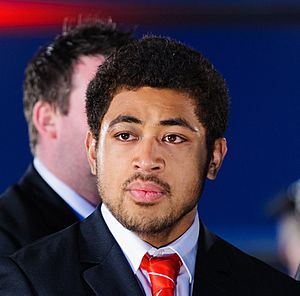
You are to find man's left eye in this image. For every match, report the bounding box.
[163,134,186,144]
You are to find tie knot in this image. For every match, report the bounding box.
[140,253,182,296]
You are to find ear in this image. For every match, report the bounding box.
[85,131,97,176]
[32,101,58,139]
[207,138,228,180]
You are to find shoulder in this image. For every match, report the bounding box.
[11,221,80,266]
[4,222,82,293]
[0,210,115,294]
[0,182,28,254]
[0,167,45,254]
[0,257,33,294]
[0,182,24,209]
[213,235,279,272]
[0,165,42,215]
[209,234,300,294]
[0,165,78,255]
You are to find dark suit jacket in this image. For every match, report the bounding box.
[0,207,299,295]
[0,165,79,256]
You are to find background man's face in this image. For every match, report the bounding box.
[57,55,105,170]
[88,87,219,244]
[55,55,105,203]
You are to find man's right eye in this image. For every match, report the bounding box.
[115,132,137,142]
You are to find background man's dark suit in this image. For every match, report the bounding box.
[0,207,298,295]
[0,165,78,255]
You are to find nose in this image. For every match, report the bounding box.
[132,138,165,173]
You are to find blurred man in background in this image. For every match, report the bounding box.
[269,179,300,277]
[0,20,132,255]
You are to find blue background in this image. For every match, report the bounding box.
[0,1,299,270]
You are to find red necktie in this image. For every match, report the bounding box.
[140,253,182,296]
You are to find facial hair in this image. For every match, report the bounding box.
[98,171,203,238]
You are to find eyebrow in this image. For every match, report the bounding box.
[160,118,197,132]
[108,115,197,132]
[108,115,142,128]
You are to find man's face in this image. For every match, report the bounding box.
[87,87,226,245]
[56,55,105,203]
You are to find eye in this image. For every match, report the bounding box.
[163,134,187,144]
[115,132,137,142]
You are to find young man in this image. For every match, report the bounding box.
[0,36,298,295]
[0,21,132,255]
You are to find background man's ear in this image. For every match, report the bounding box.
[85,131,97,175]
[207,138,228,180]
[32,101,58,139]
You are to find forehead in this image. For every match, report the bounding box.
[72,55,105,86]
[69,55,106,111]
[103,87,198,122]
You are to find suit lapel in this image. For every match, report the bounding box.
[193,222,232,296]
[78,209,233,295]
[82,246,144,296]
[79,208,144,296]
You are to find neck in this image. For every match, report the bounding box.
[35,149,100,206]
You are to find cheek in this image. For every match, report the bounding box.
[174,167,199,192]
[171,146,206,185]
[60,114,88,145]
[168,144,205,169]
[98,140,130,180]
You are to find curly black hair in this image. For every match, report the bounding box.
[23,20,133,153]
[86,35,229,155]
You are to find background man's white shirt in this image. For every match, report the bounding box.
[34,158,95,220]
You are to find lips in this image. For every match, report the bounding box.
[126,181,165,203]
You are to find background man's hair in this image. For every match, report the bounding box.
[23,19,133,154]
[86,35,229,156]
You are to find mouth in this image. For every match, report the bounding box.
[125,181,166,203]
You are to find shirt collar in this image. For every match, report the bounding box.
[101,203,199,283]
[33,158,95,220]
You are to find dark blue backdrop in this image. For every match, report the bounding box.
[1,23,299,264]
